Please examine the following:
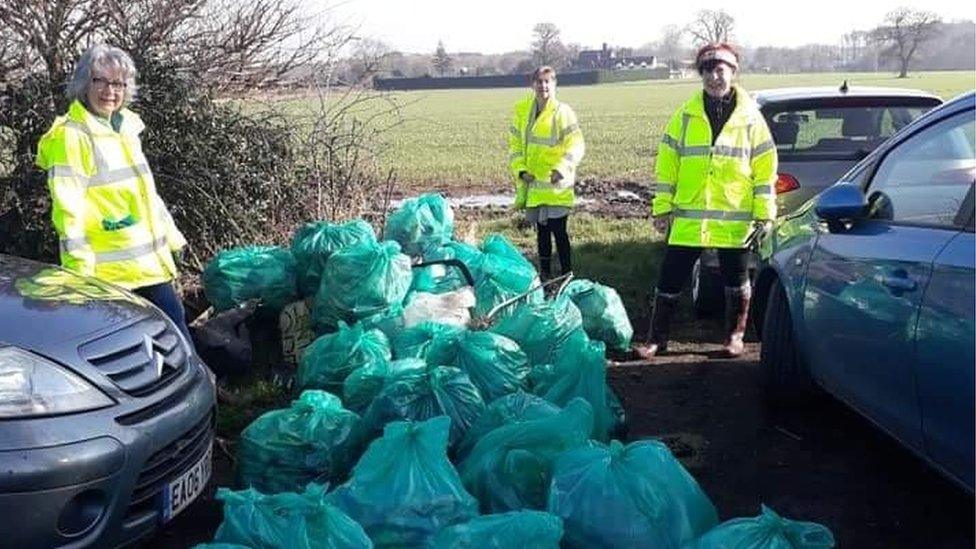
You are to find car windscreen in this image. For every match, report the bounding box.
[764,100,939,162]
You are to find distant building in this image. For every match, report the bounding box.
[577,43,658,70]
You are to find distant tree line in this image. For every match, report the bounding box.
[342,7,973,84]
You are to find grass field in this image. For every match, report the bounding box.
[281,71,973,187]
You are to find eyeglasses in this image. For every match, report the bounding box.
[91,77,126,92]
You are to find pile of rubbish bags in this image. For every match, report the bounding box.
[200,193,835,548]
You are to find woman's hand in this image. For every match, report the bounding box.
[550,170,563,185]
[652,213,672,235]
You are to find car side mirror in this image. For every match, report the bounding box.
[815,182,867,232]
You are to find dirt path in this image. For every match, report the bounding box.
[612,339,974,548]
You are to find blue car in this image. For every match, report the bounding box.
[753,91,975,493]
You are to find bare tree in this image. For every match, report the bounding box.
[564,42,582,70]
[0,0,107,98]
[685,9,735,46]
[531,22,566,68]
[344,38,390,86]
[656,24,686,69]
[1,0,341,93]
[102,0,204,61]
[873,7,941,78]
[431,40,452,76]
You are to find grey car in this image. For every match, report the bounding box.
[0,254,216,547]
[691,84,943,316]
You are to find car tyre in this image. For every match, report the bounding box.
[691,258,723,319]
[761,279,814,405]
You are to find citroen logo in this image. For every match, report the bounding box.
[142,335,166,379]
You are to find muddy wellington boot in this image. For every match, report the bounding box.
[633,291,680,359]
[538,255,552,281]
[722,284,752,358]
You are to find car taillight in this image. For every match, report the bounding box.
[776,173,800,194]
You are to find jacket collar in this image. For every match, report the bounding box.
[682,85,756,127]
[67,99,145,136]
[521,92,560,114]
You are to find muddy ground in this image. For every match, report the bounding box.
[148,317,974,548]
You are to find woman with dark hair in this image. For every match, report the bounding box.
[35,44,192,339]
[634,43,778,359]
[508,66,585,279]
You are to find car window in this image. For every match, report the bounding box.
[866,109,976,229]
[766,106,929,159]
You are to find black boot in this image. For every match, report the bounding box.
[722,284,751,357]
[634,291,680,359]
[538,255,552,281]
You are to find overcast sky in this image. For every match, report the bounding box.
[326,0,973,54]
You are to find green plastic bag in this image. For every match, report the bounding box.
[328,416,478,547]
[410,241,484,296]
[563,279,634,351]
[473,235,542,320]
[357,303,405,342]
[203,246,298,312]
[547,439,718,549]
[291,219,376,297]
[237,391,365,495]
[213,484,373,549]
[491,296,587,366]
[314,240,412,330]
[426,330,530,403]
[458,398,593,513]
[363,365,486,447]
[429,510,564,549]
[384,193,455,257]
[390,322,463,360]
[481,233,535,272]
[456,391,561,461]
[533,337,616,441]
[530,360,627,441]
[342,358,428,415]
[690,505,836,549]
[297,322,391,393]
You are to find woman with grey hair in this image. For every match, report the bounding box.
[35,44,192,340]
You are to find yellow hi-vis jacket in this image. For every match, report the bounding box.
[35,100,186,289]
[652,86,778,248]
[508,94,585,208]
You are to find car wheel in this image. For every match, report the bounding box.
[761,278,813,404]
[691,258,723,318]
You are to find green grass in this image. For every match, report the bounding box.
[275,70,973,186]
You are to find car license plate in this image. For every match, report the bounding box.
[162,444,212,522]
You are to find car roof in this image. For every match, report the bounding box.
[753,86,942,105]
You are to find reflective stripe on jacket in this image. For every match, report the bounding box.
[652,86,778,248]
[508,94,585,208]
[35,100,186,289]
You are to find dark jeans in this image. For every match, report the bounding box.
[537,216,572,275]
[656,245,749,295]
[134,282,193,343]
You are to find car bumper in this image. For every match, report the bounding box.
[0,358,215,548]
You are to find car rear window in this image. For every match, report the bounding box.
[764,104,934,161]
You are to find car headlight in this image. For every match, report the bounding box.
[0,346,114,418]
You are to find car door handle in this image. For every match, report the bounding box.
[881,273,917,292]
